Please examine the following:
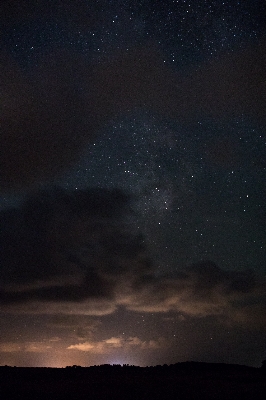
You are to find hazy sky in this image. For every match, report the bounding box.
[0,0,265,367]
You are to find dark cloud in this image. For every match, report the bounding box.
[0,44,168,190]
[1,38,265,190]
[0,187,150,312]
[124,260,266,328]
[0,0,106,29]
[1,187,265,328]
[180,40,266,121]
[89,39,266,123]
[0,51,96,190]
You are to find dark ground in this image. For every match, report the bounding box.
[1,362,265,400]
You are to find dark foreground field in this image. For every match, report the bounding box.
[1,362,265,400]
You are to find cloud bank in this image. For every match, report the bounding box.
[1,187,265,328]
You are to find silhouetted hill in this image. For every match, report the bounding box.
[0,362,265,400]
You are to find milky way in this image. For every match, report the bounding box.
[0,1,265,368]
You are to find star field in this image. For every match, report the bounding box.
[0,0,265,368]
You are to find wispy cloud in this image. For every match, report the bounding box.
[67,336,164,353]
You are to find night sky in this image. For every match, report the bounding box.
[0,0,265,368]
